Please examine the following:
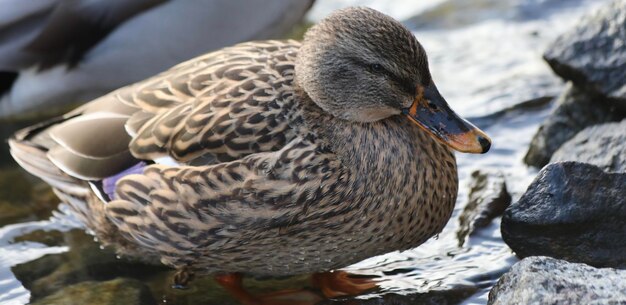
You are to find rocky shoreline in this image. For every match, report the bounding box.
[492,0,626,303]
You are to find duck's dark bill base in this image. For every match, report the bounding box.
[402,84,491,154]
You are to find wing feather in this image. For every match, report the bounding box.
[14,40,302,181]
[125,40,301,163]
[49,113,131,158]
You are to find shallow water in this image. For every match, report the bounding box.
[0,0,612,304]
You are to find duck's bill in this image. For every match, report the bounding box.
[402,84,491,154]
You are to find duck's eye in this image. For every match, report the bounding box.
[369,63,383,72]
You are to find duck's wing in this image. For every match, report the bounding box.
[10,40,301,183]
[106,137,349,267]
[122,40,302,164]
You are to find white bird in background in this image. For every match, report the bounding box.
[0,0,314,118]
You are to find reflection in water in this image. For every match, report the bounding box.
[0,0,613,304]
[406,0,602,29]
[0,209,76,305]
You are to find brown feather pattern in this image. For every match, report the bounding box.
[121,41,301,164]
[10,8,461,277]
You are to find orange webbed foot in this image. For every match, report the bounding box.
[312,270,379,298]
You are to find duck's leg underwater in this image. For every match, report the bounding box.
[172,267,195,289]
[213,271,378,305]
[215,273,322,305]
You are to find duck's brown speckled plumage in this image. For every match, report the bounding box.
[10,8,460,277]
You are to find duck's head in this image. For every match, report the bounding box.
[296,7,491,154]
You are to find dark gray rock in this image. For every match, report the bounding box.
[30,278,156,305]
[524,83,623,168]
[544,0,626,109]
[501,162,626,268]
[488,257,626,305]
[551,119,626,173]
[457,170,511,246]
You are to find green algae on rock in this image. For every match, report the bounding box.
[30,278,156,305]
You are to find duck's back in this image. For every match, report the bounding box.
[9,40,305,257]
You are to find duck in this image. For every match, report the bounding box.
[9,6,490,304]
[0,0,314,118]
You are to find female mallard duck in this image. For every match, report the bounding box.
[10,6,490,303]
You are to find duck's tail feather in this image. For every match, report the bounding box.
[9,115,156,260]
[9,115,90,197]
[9,118,95,228]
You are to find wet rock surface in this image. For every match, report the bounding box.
[543,0,626,109]
[457,170,511,246]
[488,256,626,305]
[30,278,156,305]
[550,119,626,173]
[524,84,623,168]
[501,162,626,268]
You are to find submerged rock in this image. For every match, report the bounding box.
[0,199,36,226]
[12,230,167,301]
[543,0,626,110]
[488,256,626,305]
[0,167,59,226]
[524,84,622,168]
[457,170,511,246]
[30,278,156,305]
[13,229,65,247]
[551,119,626,173]
[501,162,626,268]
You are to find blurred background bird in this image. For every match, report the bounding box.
[0,0,314,119]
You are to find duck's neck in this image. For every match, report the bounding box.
[295,88,457,184]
